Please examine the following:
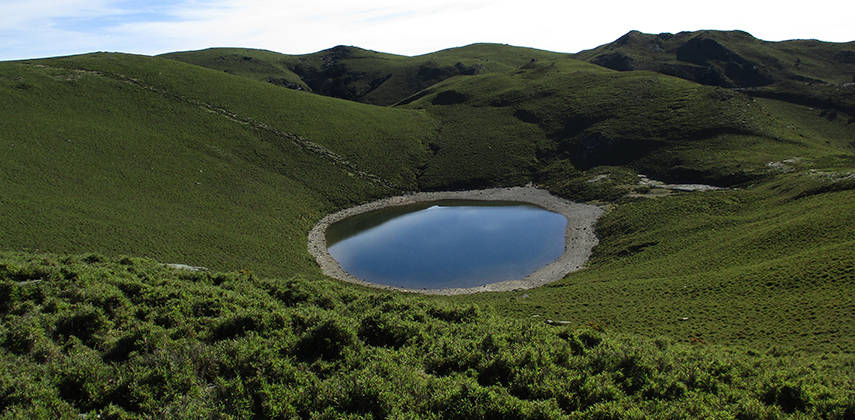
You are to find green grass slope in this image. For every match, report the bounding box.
[314,49,855,356]
[160,47,310,90]
[401,56,855,353]
[576,30,855,87]
[0,53,435,276]
[37,53,436,188]
[162,43,566,105]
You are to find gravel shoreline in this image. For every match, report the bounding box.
[307,187,603,295]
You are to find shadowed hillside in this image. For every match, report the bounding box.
[402,55,854,190]
[576,30,855,114]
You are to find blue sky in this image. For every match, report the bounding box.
[1,0,853,61]
[51,1,183,32]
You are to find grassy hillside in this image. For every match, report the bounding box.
[164,33,855,115]
[417,68,855,353]
[392,52,855,353]
[0,53,436,277]
[2,38,855,418]
[402,55,854,191]
[160,48,311,90]
[162,44,565,105]
[37,53,436,188]
[576,30,855,87]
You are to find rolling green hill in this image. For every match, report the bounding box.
[0,53,435,277]
[2,34,855,417]
[576,30,855,114]
[161,43,565,106]
[576,30,855,86]
[402,55,854,189]
[163,32,855,116]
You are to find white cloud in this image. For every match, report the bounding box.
[0,0,114,29]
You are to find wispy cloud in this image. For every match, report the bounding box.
[0,0,193,59]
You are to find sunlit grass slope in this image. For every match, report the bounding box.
[0,54,436,276]
[432,65,855,352]
[36,53,436,188]
[160,48,311,90]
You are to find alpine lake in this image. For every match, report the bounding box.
[325,200,568,290]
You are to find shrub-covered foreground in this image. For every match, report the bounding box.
[1,252,853,419]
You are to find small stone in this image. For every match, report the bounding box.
[165,263,208,272]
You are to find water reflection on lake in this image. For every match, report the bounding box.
[326,200,567,289]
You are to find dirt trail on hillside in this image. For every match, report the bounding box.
[308,187,603,295]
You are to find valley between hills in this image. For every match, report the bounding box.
[1,30,854,418]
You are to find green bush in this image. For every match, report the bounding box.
[358,311,418,348]
[2,315,43,355]
[0,281,13,313]
[295,318,356,362]
[54,305,109,346]
[762,381,812,413]
[210,312,264,341]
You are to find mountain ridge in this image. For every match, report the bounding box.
[160,31,855,114]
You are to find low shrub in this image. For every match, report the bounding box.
[358,311,418,348]
[1,251,853,418]
[295,318,356,362]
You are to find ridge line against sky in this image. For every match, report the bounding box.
[1,0,853,61]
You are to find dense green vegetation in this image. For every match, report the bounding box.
[2,30,854,417]
[2,252,854,418]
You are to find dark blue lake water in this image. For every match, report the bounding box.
[326,200,567,289]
